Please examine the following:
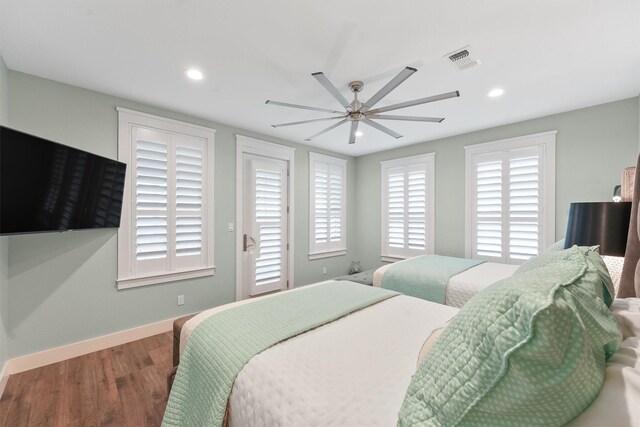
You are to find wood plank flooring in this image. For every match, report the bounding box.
[0,332,172,427]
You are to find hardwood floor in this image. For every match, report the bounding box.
[0,332,173,427]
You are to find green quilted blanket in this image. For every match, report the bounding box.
[381,255,484,303]
[162,281,399,427]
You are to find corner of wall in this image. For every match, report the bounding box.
[0,53,9,386]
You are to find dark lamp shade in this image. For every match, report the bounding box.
[564,202,632,257]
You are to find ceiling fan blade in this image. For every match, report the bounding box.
[265,100,344,114]
[361,118,402,139]
[360,66,417,113]
[368,114,444,123]
[366,91,460,115]
[311,72,353,111]
[348,120,359,144]
[272,116,346,128]
[304,119,349,141]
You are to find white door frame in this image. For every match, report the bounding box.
[235,135,295,301]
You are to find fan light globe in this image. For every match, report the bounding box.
[488,88,504,98]
[185,68,204,81]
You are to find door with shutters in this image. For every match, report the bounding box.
[242,154,289,297]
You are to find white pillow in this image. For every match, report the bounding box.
[611,298,640,340]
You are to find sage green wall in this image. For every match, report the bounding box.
[6,71,356,358]
[0,55,9,370]
[355,97,640,271]
[3,68,638,360]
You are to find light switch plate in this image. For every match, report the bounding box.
[228,222,234,232]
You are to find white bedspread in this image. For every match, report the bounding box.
[179,288,640,427]
[181,290,458,427]
[373,260,518,308]
[568,298,640,426]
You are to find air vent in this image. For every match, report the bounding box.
[445,46,482,71]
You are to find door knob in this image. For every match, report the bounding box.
[243,234,256,252]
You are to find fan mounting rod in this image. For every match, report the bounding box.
[348,81,364,110]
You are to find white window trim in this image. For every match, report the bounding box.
[308,152,348,260]
[235,134,295,301]
[116,107,215,289]
[380,153,436,262]
[464,130,556,261]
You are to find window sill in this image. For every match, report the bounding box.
[117,266,215,290]
[308,249,347,260]
[380,255,406,263]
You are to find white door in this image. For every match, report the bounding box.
[242,154,289,297]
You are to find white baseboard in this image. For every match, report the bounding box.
[3,316,181,376]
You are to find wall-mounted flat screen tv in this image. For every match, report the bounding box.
[1,126,127,235]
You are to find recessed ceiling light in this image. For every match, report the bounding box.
[355,131,363,137]
[185,68,204,81]
[488,88,504,98]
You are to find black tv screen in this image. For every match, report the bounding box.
[1,126,126,235]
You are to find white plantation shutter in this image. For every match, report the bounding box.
[117,109,215,289]
[135,138,168,262]
[249,159,288,296]
[131,128,208,274]
[509,155,540,260]
[387,170,405,249]
[313,163,329,244]
[254,167,285,288]
[475,156,502,259]
[407,169,427,250]
[175,144,203,257]
[329,164,344,243]
[381,154,435,261]
[309,153,347,259]
[465,132,556,265]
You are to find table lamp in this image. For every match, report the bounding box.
[564,202,632,291]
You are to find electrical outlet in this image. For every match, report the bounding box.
[177,295,184,306]
[322,267,327,275]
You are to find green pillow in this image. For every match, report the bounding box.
[515,242,577,274]
[517,245,615,307]
[397,246,621,427]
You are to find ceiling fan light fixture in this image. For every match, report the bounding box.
[185,68,204,81]
[355,131,363,137]
[488,88,504,98]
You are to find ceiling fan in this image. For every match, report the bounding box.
[266,66,460,144]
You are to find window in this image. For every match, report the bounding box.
[381,153,435,261]
[309,152,347,259]
[465,131,556,264]
[117,108,215,289]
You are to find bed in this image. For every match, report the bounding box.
[176,283,458,426]
[165,273,640,426]
[373,256,519,307]
[164,158,640,427]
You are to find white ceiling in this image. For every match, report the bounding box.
[1,0,639,156]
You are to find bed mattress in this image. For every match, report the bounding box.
[373,261,519,307]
